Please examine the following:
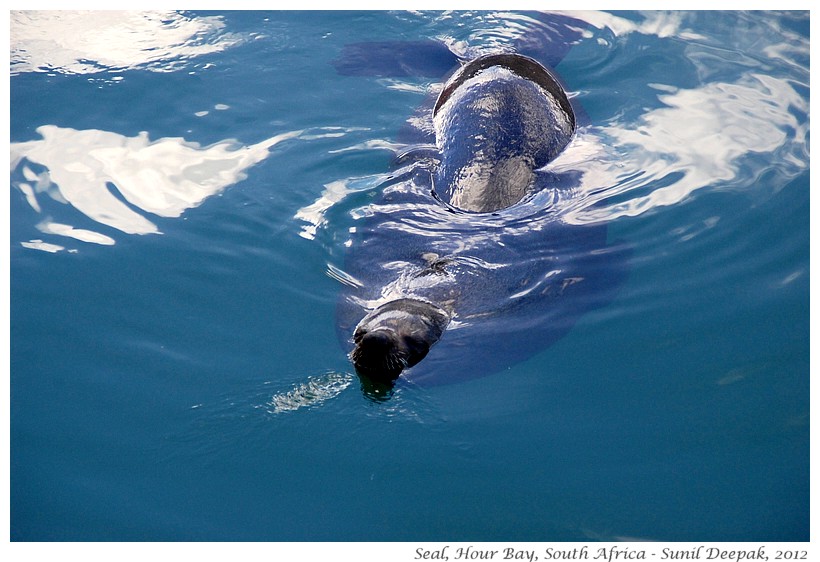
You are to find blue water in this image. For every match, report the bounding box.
[10,11,809,541]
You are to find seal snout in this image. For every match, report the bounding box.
[351,328,408,381]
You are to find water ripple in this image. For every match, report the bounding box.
[555,70,808,225]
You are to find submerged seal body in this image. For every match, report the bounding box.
[336,50,628,391]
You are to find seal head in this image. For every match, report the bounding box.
[350,298,450,383]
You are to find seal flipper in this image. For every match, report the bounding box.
[332,40,459,77]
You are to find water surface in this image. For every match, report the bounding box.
[10,10,809,541]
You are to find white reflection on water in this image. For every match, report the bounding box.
[20,240,66,254]
[554,71,809,224]
[11,126,304,242]
[559,10,706,40]
[10,10,240,75]
[36,220,116,246]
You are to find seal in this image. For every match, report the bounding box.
[348,53,579,384]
